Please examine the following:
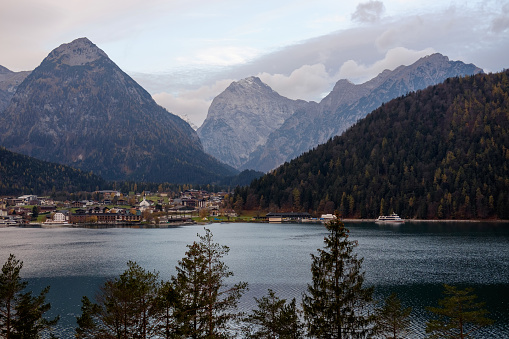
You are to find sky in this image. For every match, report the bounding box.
[1,0,508,128]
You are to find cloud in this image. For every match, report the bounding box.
[152,79,234,128]
[491,4,509,33]
[178,46,260,67]
[351,1,385,23]
[257,64,332,101]
[337,47,436,83]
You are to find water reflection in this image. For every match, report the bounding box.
[0,222,508,338]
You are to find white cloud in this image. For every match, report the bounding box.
[178,46,260,67]
[152,79,234,128]
[337,47,436,83]
[257,64,332,101]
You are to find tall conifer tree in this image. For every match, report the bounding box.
[302,215,374,338]
[172,228,248,338]
[0,254,58,338]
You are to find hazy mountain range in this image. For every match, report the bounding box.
[198,54,482,172]
[0,37,484,188]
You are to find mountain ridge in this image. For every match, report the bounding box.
[242,53,483,172]
[199,53,482,172]
[236,70,509,219]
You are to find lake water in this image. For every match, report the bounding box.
[0,221,508,338]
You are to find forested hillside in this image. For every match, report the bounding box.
[0,147,105,195]
[235,70,509,219]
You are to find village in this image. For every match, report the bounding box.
[0,189,242,226]
[0,190,329,226]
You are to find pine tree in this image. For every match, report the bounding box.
[425,284,494,339]
[0,254,58,338]
[11,286,59,338]
[302,215,375,338]
[0,254,27,338]
[243,289,304,338]
[172,228,248,338]
[75,261,160,338]
[373,292,412,339]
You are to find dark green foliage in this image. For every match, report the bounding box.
[425,284,494,339]
[76,229,247,338]
[75,296,99,338]
[171,228,248,338]
[219,169,265,187]
[0,254,58,338]
[11,287,59,339]
[0,254,26,338]
[75,261,160,338]
[0,146,105,195]
[373,293,412,339]
[242,289,304,338]
[302,216,375,338]
[239,70,509,219]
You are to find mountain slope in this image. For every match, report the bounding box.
[236,70,509,220]
[241,54,482,172]
[0,146,105,195]
[197,76,311,168]
[0,65,31,113]
[0,38,236,183]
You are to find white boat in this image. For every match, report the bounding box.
[375,213,404,223]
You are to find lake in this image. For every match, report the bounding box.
[0,221,508,338]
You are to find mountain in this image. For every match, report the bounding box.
[0,65,31,113]
[0,146,105,195]
[235,70,509,220]
[232,54,482,172]
[197,76,311,168]
[0,38,236,183]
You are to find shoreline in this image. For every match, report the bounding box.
[342,218,509,223]
[8,219,509,229]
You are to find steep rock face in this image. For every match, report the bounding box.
[197,76,309,168]
[0,38,236,183]
[0,65,31,113]
[242,54,483,172]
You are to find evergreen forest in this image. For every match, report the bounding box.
[0,146,105,195]
[235,70,509,219]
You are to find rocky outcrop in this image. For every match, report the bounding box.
[197,76,309,168]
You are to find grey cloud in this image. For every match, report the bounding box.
[491,4,509,33]
[351,1,385,23]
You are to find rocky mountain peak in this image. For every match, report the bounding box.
[45,37,107,66]
[225,76,277,97]
[0,38,235,183]
[197,77,309,169]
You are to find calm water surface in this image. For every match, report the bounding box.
[0,222,508,338]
